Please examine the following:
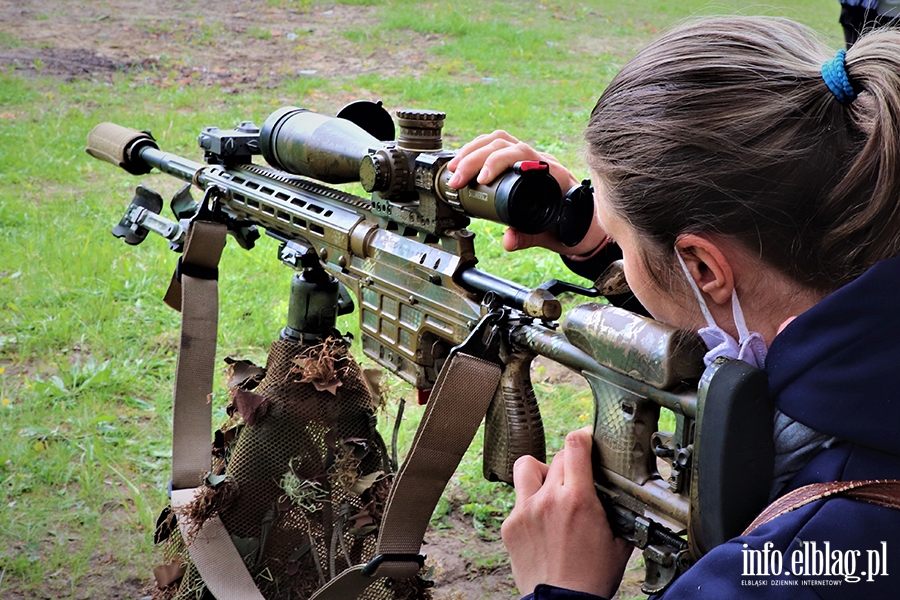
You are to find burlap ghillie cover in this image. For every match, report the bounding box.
[154,338,431,600]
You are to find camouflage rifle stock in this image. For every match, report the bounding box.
[86,102,774,593]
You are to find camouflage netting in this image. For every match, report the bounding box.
[154,337,432,600]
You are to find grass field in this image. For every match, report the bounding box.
[0,1,842,597]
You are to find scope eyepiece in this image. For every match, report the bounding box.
[495,161,562,235]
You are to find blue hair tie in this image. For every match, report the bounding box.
[821,49,857,104]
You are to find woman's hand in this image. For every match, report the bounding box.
[501,428,633,598]
[446,131,606,256]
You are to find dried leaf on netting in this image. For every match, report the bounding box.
[224,357,266,390]
[289,543,313,562]
[313,377,342,394]
[362,368,384,410]
[349,470,384,496]
[152,561,187,588]
[228,388,269,427]
[149,581,180,600]
[153,506,177,545]
[330,439,369,494]
[218,409,244,432]
[348,509,374,528]
[212,430,227,462]
[347,508,375,535]
[285,561,299,576]
[389,573,435,600]
[351,523,378,537]
[205,472,229,486]
[172,477,239,543]
[212,424,242,466]
[343,438,370,459]
[359,474,393,524]
[286,337,350,395]
[284,543,312,576]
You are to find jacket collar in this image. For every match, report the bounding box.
[766,254,900,456]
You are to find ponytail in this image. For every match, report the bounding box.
[822,32,900,284]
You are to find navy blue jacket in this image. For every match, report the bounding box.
[523,254,900,599]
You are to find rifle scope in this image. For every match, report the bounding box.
[259,107,566,236]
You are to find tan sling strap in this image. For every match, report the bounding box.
[171,489,267,600]
[165,219,268,600]
[168,221,226,490]
[310,349,503,600]
[743,479,900,536]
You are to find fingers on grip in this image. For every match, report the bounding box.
[512,454,549,506]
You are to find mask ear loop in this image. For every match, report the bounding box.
[674,249,717,328]
[731,291,752,344]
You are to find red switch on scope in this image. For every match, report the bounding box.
[515,160,549,173]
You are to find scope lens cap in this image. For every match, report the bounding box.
[336,100,396,142]
[503,172,562,235]
[558,181,595,247]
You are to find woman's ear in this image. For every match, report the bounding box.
[674,234,734,306]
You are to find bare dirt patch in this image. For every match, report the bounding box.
[427,497,517,600]
[424,485,645,600]
[0,0,442,93]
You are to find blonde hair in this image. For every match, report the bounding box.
[585,16,900,291]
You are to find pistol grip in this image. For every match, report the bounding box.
[483,350,546,484]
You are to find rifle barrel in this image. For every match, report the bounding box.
[138,146,204,183]
[458,267,533,310]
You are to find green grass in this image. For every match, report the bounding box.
[0,0,842,596]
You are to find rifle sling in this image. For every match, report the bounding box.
[166,221,268,600]
[310,351,502,599]
[743,479,900,536]
[170,221,226,490]
[171,488,267,600]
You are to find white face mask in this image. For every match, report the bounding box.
[675,251,768,369]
